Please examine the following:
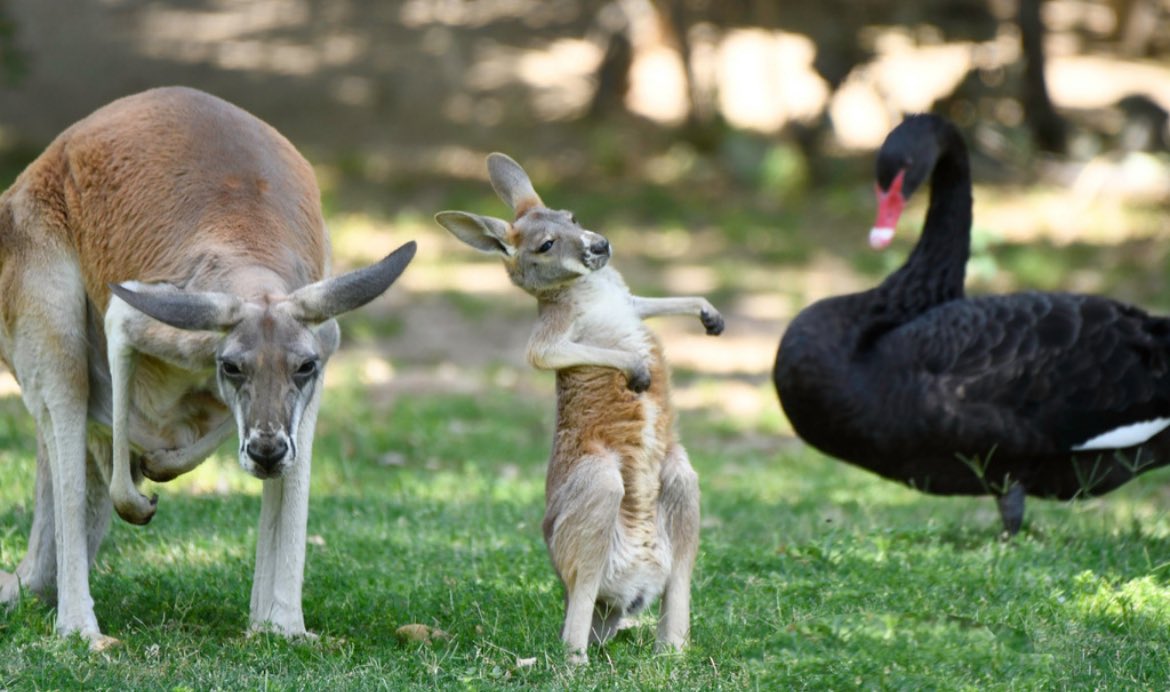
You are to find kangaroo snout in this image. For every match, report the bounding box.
[584,232,611,270]
[590,236,610,257]
[244,430,291,475]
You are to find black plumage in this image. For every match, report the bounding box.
[773,114,1170,534]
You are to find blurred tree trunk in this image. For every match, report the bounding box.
[653,0,723,150]
[1018,0,1066,153]
[587,2,633,119]
[1114,0,1159,57]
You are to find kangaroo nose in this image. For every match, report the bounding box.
[591,237,610,256]
[246,435,289,471]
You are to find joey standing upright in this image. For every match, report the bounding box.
[436,153,723,663]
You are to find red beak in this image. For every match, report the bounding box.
[870,169,906,250]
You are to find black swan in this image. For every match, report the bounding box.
[773,113,1170,534]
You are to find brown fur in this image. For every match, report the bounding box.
[546,342,673,547]
[22,87,327,308]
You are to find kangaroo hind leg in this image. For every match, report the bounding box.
[544,453,624,664]
[656,442,699,652]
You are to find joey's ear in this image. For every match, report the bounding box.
[486,153,542,215]
[434,211,515,257]
[109,283,246,332]
[287,240,417,324]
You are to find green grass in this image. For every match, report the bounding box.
[4,149,1170,687]
[4,377,1170,689]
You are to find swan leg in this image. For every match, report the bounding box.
[996,482,1026,537]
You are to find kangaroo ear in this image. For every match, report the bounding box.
[486,153,542,216]
[434,211,515,258]
[109,283,246,332]
[287,240,417,323]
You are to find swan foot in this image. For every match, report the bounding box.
[996,482,1026,538]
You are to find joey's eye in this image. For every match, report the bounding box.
[220,360,243,378]
[295,360,319,378]
[537,239,555,253]
[569,215,578,225]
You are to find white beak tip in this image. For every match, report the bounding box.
[869,227,895,250]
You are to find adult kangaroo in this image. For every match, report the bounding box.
[0,87,416,648]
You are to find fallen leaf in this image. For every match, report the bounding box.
[395,623,449,644]
[90,635,121,653]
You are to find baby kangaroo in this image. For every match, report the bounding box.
[436,154,723,663]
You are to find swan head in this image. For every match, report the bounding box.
[870,114,948,250]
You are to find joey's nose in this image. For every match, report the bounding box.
[246,435,289,471]
[590,237,610,256]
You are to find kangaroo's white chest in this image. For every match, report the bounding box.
[570,269,650,353]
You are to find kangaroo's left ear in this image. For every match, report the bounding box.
[287,240,417,324]
[486,153,542,217]
[435,210,516,258]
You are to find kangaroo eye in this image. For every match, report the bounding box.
[295,360,318,378]
[569,215,578,225]
[220,360,243,378]
[537,239,555,253]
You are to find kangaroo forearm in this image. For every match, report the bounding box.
[528,341,643,374]
[631,295,712,319]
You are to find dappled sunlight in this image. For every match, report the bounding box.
[1077,478,1170,539]
[327,214,522,294]
[325,356,537,402]
[830,74,896,150]
[871,33,980,112]
[379,468,544,508]
[399,0,553,28]
[736,292,791,323]
[138,1,360,78]
[714,30,827,132]
[328,213,437,266]
[0,371,18,398]
[1049,56,1170,112]
[661,328,774,376]
[130,533,250,569]
[399,261,517,295]
[674,378,785,435]
[1067,572,1170,630]
[789,252,874,306]
[467,39,601,121]
[973,184,1170,245]
[624,6,689,126]
[358,356,396,387]
[154,455,262,498]
[661,264,719,294]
